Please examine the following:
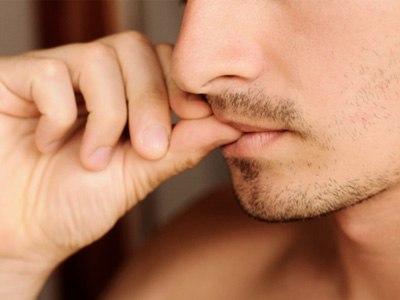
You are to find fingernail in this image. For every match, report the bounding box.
[142,126,169,151]
[89,147,112,168]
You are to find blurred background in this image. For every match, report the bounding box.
[0,1,231,299]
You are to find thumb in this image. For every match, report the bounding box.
[169,115,242,161]
[141,115,242,189]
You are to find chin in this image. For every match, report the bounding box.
[229,172,388,224]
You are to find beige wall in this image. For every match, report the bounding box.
[118,0,185,43]
[0,0,37,55]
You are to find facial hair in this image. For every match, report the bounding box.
[206,89,398,223]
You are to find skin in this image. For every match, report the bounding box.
[105,0,400,299]
[0,33,240,299]
[173,0,400,222]
[2,0,400,299]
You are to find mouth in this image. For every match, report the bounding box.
[223,121,288,157]
[227,121,285,133]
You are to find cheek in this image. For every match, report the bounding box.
[273,1,400,111]
[297,43,400,145]
[339,58,400,139]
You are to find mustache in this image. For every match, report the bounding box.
[205,89,313,137]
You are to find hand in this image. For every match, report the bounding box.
[0,32,241,298]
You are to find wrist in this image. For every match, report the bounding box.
[0,256,55,300]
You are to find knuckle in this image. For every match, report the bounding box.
[183,156,199,170]
[36,58,68,81]
[116,30,152,49]
[50,109,77,129]
[173,156,199,175]
[56,115,75,130]
[124,30,151,44]
[84,42,117,62]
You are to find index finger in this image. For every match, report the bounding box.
[155,44,212,120]
[100,32,171,160]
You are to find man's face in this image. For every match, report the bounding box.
[172,0,400,222]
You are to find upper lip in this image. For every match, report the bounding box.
[227,121,286,133]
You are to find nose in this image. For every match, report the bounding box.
[172,1,265,95]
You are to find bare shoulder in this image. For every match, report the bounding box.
[102,186,299,300]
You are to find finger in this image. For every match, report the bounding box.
[155,44,212,120]
[100,32,171,160]
[0,56,77,153]
[168,116,242,167]
[76,44,127,171]
[31,43,128,171]
[124,116,242,200]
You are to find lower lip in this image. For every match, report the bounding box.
[223,130,287,157]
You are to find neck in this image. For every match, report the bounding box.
[333,185,400,299]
